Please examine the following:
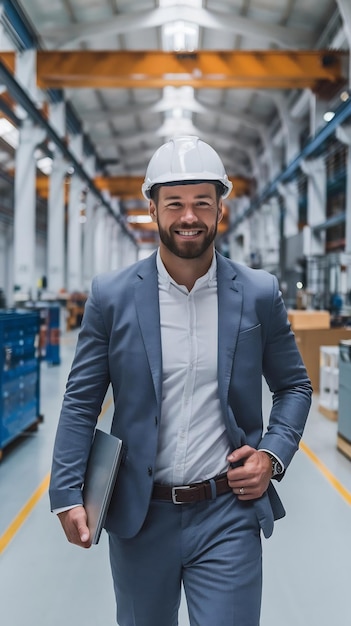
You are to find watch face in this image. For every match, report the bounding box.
[273,460,283,475]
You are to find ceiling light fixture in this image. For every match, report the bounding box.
[340,90,350,102]
[0,117,19,148]
[323,111,335,122]
[160,0,201,52]
[162,21,199,52]
[36,156,53,175]
[127,215,153,224]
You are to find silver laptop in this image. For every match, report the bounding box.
[83,428,123,544]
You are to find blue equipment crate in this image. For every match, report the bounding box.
[0,310,41,459]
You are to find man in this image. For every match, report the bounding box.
[50,136,312,626]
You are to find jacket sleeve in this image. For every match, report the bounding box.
[49,276,111,510]
[258,275,313,472]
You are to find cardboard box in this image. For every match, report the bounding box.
[293,327,351,391]
[288,310,330,330]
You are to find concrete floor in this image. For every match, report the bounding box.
[0,329,350,625]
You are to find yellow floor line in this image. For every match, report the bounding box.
[0,473,50,554]
[4,400,347,555]
[300,440,351,506]
[0,396,113,555]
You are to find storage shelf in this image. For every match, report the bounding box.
[0,310,41,459]
[318,345,339,421]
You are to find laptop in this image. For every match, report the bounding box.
[83,428,123,544]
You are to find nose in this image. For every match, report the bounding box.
[180,203,197,222]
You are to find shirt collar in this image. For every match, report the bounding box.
[156,248,217,290]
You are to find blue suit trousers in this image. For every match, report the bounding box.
[108,491,262,626]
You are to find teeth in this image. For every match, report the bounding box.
[178,230,199,236]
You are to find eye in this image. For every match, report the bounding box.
[196,200,212,208]
[166,201,182,209]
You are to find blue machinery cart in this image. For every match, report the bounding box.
[0,310,42,460]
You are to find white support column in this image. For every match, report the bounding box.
[336,0,351,82]
[82,192,97,290]
[110,221,119,271]
[108,197,121,271]
[270,145,284,180]
[116,225,126,270]
[13,118,46,298]
[227,196,251,265]
[285,119,302,164]
[2,224,14,306]
[66,133,85,292]
[67,174,85,292]
[49,101,66,138]
[335,124,351,296]
[248,213,262,268]
[336,125,351,254]
[278,180,299,238]
[309,93,328,136]
[47,101,66,294]
[252,204,277,271]
[301,156,327,255]
[119,232,138,268]
[264,197,281,270]
[81,155,96,289]
[105,214,114,271]
[94,206,109,275]
[15,50,44,106]
[270,92,302,165]
[95,189,123,272]
[47,151,67,293]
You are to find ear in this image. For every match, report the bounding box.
[149,200,157,222]
[217,200,223,223]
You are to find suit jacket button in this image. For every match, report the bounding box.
[148,466,153,476]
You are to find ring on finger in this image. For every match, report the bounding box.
[239,487,245,495]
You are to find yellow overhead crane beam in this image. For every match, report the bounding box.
[1,50,345,90]
[35,175,233,234]
[33,50,346,90]
[35,175,250,200]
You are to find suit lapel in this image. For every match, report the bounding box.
[134,253,163,406]
[133,252,244,423]
[216,253,243,411]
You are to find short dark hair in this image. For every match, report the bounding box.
[149,180,226,205]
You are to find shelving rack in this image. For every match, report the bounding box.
[0,309,41,460]
[318,345,339,421]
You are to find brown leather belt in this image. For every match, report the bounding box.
[152,473,231,504]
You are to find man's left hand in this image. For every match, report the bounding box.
[226,445,272,500]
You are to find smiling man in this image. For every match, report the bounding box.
[50,136,312,626]
[149,182,222,288]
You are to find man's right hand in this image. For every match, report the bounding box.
[57,506,91,549]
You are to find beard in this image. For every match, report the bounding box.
[157,219,218,259]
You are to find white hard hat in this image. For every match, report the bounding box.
[142,136,232,199]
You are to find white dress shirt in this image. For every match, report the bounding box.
[154,250,231,485]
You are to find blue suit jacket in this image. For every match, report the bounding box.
[49,251,312,539]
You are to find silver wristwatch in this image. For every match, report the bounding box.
[265,452,284,478]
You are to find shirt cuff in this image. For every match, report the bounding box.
[259,449,285,472]
[53,504,82,515]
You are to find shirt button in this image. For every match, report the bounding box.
[148,466,153,476]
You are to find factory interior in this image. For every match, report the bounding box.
[0,1,351,625]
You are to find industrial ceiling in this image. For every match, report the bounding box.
[0,0,349,247]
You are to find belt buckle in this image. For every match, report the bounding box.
[172,485,191,504]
